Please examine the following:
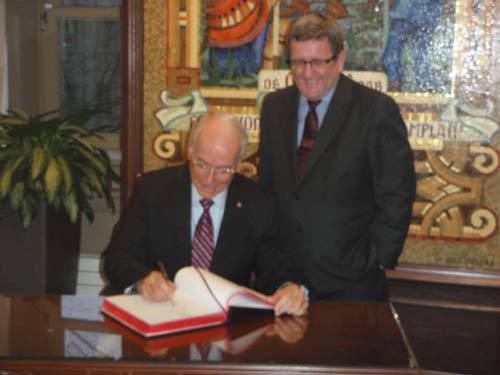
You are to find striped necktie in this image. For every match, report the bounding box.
[191,199,214,269]
[297,100,321,174]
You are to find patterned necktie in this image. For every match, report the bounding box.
[297,100,321,174]
[191,199,214,270]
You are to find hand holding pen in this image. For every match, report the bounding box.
[136,261,176,302]
[157,261,170,282]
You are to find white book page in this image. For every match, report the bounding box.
[226,293,271,309]
[174,267,271,311]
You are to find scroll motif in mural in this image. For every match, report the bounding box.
[411,142,498,240]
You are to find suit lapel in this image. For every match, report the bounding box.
[210,178,244,273]
[282,87,301,185]
[174,166,193,265]
[301,75,352,180]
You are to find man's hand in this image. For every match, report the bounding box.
[267,283,308,316]
[137,271,176,302]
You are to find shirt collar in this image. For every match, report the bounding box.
[191,185,228,208]
[299,85,336,109]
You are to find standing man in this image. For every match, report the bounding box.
[258,13,416,301]
[103,112,307,316]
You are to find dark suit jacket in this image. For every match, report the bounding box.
[103,165,282,295]
[258,74,416,298]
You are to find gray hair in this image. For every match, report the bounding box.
[189,112,248,162]
[286,12,344,60]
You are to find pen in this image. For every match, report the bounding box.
[158,261,170,281]
[158,261,175,304]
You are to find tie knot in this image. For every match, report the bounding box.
[200,199,213,211]
[307,100,321,110]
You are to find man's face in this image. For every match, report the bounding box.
[188,122,240,198]
[290,36,345,101]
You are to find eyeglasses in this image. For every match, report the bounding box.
[191,159,236,177]
[289,56,336,70]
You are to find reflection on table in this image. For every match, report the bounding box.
[0,294,413,374]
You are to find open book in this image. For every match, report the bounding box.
[101,266,273,337]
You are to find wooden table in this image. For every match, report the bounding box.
[0,294,498,374]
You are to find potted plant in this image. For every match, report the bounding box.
[0,108,119,294]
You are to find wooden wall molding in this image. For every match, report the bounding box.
[387,264,500,288]
[121,0,144,210]
[388,265,500,313]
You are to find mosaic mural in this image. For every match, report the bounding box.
[143,0,500,274]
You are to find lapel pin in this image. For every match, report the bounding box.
[237,201,243,208]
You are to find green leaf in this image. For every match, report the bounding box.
[63,109,99,128]
[9,107,30,120]
[96,148,120,182]
[79,181,93,198]
[44,157,62,203]
[69,134,94,151]
[104,190,116,214]
[32,109,60,124]
[74,162,104,196]
[0,135,13,146]
[79,148,106,174]
[56,156,73,194]
[0,148,19,163]
[79,197,95,223]
[63,192,79,223]
[96,148,119,181]
[31,147,47,180]
[21,199,34,228]
[89,175,104,196]
[0,155,26,198]
[9,182,25,210]
[52,195,61,210]
[34,180,44,192]
[0,117,28,126]
[22,138,33,154]
[61,122,93,137]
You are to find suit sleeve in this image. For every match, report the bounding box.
[256,92,309,288]
[368,95,416,268]
[102,176,154,292]
[250,190,287,294]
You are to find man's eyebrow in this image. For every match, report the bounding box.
[194,156,234,168]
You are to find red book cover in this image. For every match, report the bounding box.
[101,297,228,337]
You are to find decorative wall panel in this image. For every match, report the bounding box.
[142,0,500,274]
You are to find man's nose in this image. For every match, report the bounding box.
[204,168,216,183]
[302,63,314,77]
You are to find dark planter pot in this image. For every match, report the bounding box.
[0,204,81,294]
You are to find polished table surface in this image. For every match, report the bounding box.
[0,295,416,374]
[1,295,499,375]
